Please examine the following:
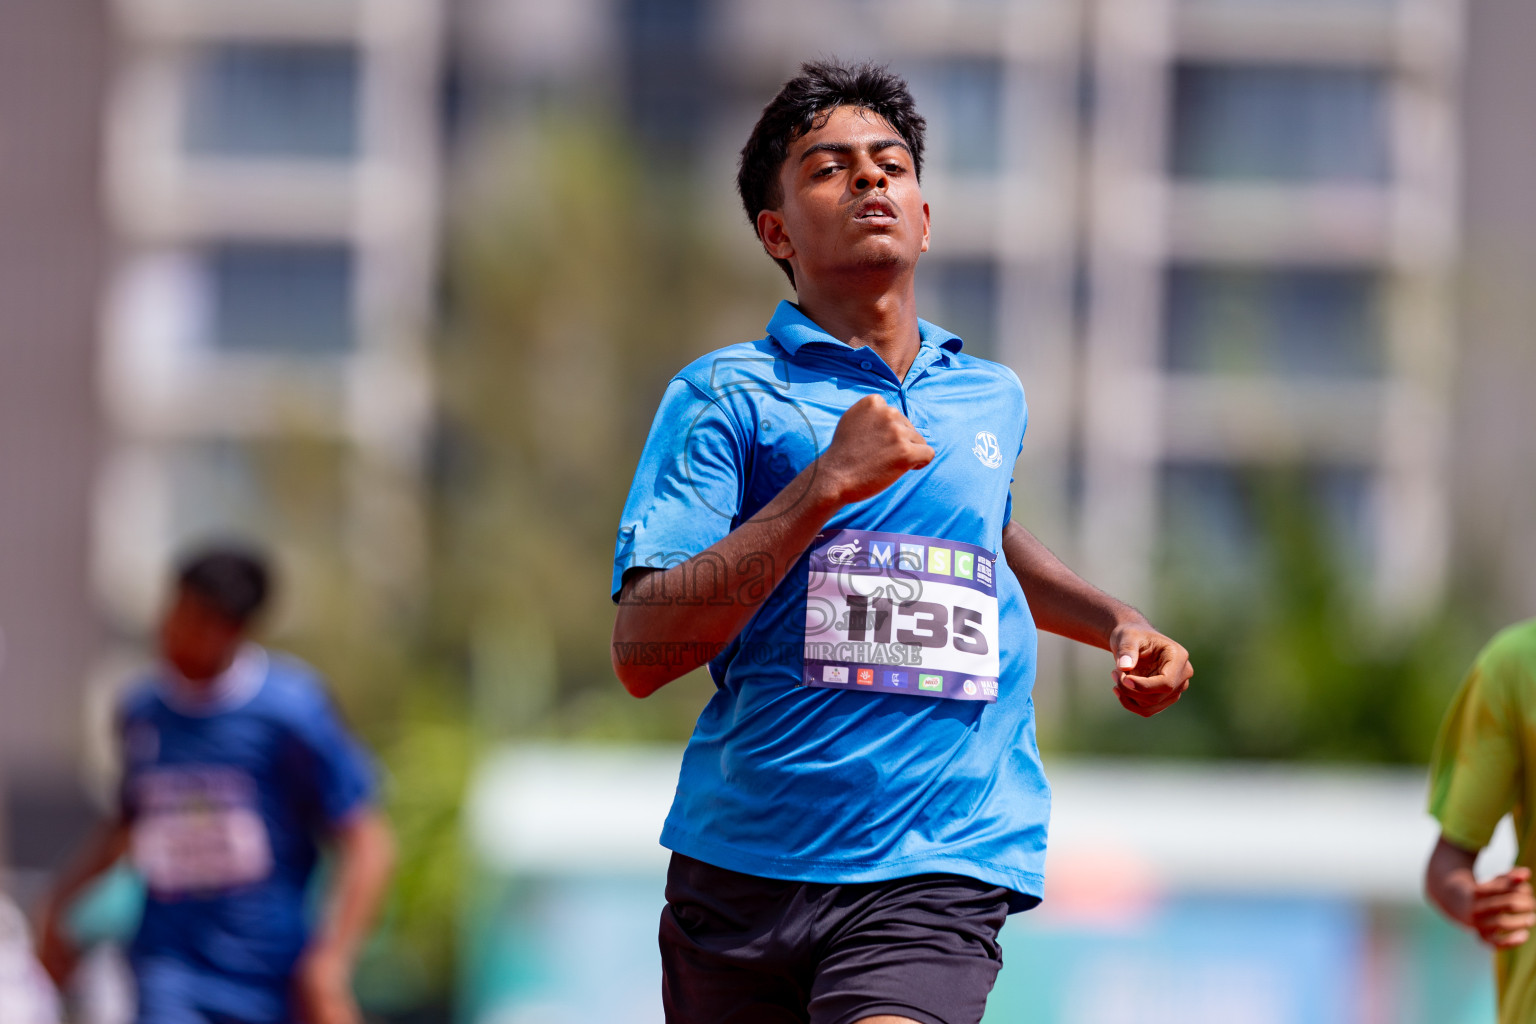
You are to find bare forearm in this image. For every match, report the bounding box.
[1426,837,1479,926]
[40,821,130,923]
[1001,521,1145,648]
[313,811,394,964]
[35,819,131,983]
[612,461,843,695]
[613,393,936,696]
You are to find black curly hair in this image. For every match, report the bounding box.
[737,60,927,287]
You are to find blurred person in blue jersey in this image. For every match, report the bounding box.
[34,545,394,1024]
[612,61,1193,1024]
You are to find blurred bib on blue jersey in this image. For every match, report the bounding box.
[803,529,1000,701]
[129,767,274,894]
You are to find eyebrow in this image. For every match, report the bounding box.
[798,138,912,164]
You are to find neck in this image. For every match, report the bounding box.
[174,647,242,692]
[792,271,922,379]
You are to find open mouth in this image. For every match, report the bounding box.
[853,197,898,223]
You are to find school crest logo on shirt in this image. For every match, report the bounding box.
[972,431,1003,468]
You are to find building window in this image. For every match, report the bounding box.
[919,259,999,360]
[908,58,1006,175]
[1160,462,1373,594]
[1163,265,1384,378]
[620,0,709,150]
[184,44,362,160]
[208,243,356,354]
[1169,63,1391,183]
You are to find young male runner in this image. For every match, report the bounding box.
[35,546,393,1024]
[611,61,1192,1024]
[1426,618,1536,1023]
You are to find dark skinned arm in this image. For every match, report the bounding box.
[1426,834,1536,949]
[34,818,132,985]
[294,808,395,1024]
[613,395,934,697]
[1001,521,1192,717]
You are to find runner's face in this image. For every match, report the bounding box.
[159,588,245,682]
[760,105,930,286]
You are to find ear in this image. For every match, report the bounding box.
[919,200,931,254]
[756,208,795,261]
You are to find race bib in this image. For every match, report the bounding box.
[803,529,1000,702]
[130,768,273,894]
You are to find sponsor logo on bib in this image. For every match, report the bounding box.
[825,538,862,565]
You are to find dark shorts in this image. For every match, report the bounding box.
[659,852,1011,1024]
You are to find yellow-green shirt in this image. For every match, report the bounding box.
[1429,618,1536,1023]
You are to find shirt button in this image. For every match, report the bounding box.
[860,360,872,370]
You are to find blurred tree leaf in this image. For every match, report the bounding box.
[432,117,779,741]
[1053,466,1486,763]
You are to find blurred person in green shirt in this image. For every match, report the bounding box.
[1426,619,1536,1022]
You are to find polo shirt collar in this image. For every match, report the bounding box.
[766,300,964,360]
[158,643,268,716]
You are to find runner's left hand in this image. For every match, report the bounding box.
[295,944,361,1024]
[1108,623,1192,718]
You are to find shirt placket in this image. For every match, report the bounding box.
[896,347,944,440]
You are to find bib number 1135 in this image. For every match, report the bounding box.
[843,595,988,654]
[803,529,1001,702]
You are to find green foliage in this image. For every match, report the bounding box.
[345,685,473,1017]
[433,117,780,742]
[1054,467,1486,763]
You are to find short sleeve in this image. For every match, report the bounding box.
[612,377,746,601]
[1002,424,1025,527]
[1428,649,1524,852]
[1003,369,1027,527]
[291,689,376,827]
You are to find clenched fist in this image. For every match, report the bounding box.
[818,394,935,505]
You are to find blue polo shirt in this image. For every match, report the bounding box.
[613,301,1048,906]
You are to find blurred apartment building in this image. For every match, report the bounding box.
[453,0,1536,703]
[458,0,1536,620]
[96,0,443,631]
[641,0,1467,617]
[5,0,1536,870]
[0,0,444,880]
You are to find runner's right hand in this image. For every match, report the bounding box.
[1471,867,1536,949]
[819,395,935,505]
